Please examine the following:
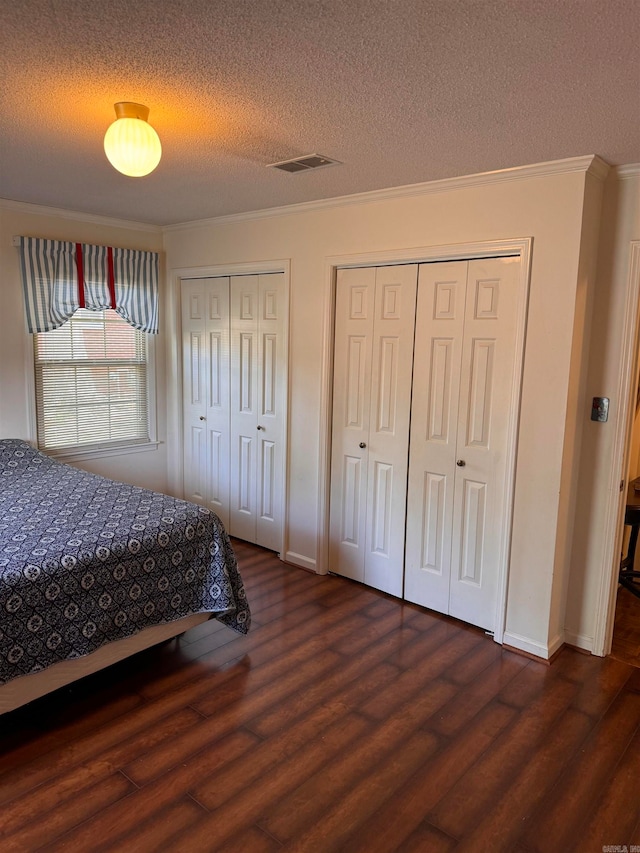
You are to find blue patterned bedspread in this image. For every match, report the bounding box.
[0,439,250,685]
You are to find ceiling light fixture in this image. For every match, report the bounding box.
[103,102,162,177]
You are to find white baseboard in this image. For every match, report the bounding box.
[547,632,565,658]
[284,551,318,572]
[502,631,554,660]
[564,630,594,653]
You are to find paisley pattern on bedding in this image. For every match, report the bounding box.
[0,439,250,685]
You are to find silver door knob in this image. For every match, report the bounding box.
[359,442,366,449]
[257,425,264,430]
[456,459,466,467]
[199,416,206,421]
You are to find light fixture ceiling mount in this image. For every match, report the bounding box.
[103,102,162,178]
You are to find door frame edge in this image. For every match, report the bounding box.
[592,239,640,656]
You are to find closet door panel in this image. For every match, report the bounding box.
[181,278,230,525]
[449,257,520,630]
[329,267,375,582]
[404,262,467,613]
[204,278,231,525]
[256,273,286,552]
[230,275,259,542]
[364,264,418,596]
[182,281,207,506]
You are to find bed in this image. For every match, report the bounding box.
[0,439,250,713]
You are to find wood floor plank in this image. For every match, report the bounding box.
[359,624,482,721]
[391,620,482,671]
[328,605,420,656]
[566,654,635,718]
[260,684,461,843]
[250,576,361,625]
[432,652,529,737]
[125,648,343,785]
[246,633,405,738]
[521,689,640,853]
[192,662,400,811]
[1,772,136,851]
[0,657,249,807]
[97,796,209,853]
[449,707,595,852]
[0,707,201,837]
[171,713,371,850]
[495,658,566,709]
[0,690,144,778]
[243,574,319,615]
[214,825,283,852]
[442,633,505,685]
[396,823,458,853]
[558,723,640,851]
[611,586,640,668]
[136,601,332,699]
[331,700,516,853]
[0,542,636,852]
[190,622,365,718]
[284,729,441,853]
[427,676,579,839]
[43,730,258,852]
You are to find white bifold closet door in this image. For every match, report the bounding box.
[329,264,418,597]
[181,273,286,553]
[181,277,231,528]
[404,257,520,631]
[330,256,520,632]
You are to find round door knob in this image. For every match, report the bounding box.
[257,425,264,430]
[359,442,367,449]
[456,459,466,467]
[199,416,206,421]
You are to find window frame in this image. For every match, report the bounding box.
[29,308,158,462]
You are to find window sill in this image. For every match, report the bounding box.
[47,441,161,464]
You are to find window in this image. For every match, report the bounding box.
[34,309,151,453]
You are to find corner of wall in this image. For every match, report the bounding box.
[564,170,640,654]
[548,168,607,651]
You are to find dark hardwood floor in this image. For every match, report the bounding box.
[611,586,640,668]
[0,539,639,852]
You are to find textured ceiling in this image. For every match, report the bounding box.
[1,0,639,226]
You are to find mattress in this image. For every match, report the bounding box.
[0,439,250,686]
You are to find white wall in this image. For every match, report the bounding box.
[163,158,604,659]
[4,159,634,660]
[0,202,167,492]
[566,171,640,650]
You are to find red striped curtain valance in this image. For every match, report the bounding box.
[18,237,159,334]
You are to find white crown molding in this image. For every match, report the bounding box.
[1,156,621,234]
[163,155,607,232]
[585,155,610,181]
[0,198,162,233]
[616,163,640,179]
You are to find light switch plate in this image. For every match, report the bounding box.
[591,397,609,422]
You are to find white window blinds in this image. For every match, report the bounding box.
[34,309,149,452]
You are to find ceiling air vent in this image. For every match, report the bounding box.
[268,154,341,173]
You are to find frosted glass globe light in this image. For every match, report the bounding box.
[104,102,162,177]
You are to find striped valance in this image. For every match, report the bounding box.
[18,237,159,334]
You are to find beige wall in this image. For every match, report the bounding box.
[3,159,635,660]
[566,172,640,650]
[0,202,166,491]
[163,162,601,658]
